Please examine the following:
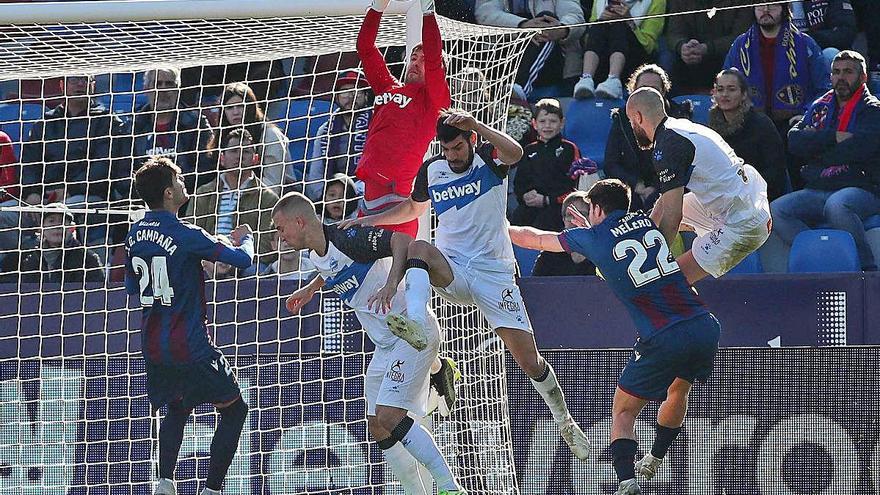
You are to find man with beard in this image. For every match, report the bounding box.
[626,87,771,283]
[342,109,592,463]
[305,69,373,201]
[772,50,880,271]
[355,0,451,238]
[119,67,213,198]
[723,3,829,132]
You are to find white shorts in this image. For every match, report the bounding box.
[433,252,533,333]
[363,308,440,418]
[682,192,772,278]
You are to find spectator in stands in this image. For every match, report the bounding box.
[708,68,787,200]
[773,51,880,271]
[451,66,494,119]
[119,68,213,198]
[505,86,537,216]
[320,173,359,224]
[187,129,278,269]
[532,191,597,276]
[305,70,372,201]
[0,204,103,284]
[574,0,667,100]
[214,82,291,195]
[19,75,127,246]
[852,0,880,72]
[475,0,585,98]
[790,1,857,70]
[664,0,754,94]
[510,99,578,230]
[724,4,830,132]
[604,64,692,210]
[260,230,316,281]
[0,130,22,256]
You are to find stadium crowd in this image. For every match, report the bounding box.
[0,0,879,283]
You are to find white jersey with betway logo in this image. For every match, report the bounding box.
[413,143,516,273]
[309,224,400,348]
[652,117,768,224]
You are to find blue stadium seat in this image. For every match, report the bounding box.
[674,94,713,125]
[563,98,624,168]
[788,229,861,273]
[0,102,45,157]
[97,93,137,115]
[865,215,880,230]
[513,245,541,276]
[725,251,763,275]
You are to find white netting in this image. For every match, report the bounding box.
[0,7,532,495]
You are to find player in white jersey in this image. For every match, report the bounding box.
[626,87,772,282]
[341,109,591,462]
[271,192,464,495]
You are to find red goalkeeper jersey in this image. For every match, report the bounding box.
[355,9,450,235]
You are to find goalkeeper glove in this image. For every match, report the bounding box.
[421,0,435,14]
[371,0,391,12]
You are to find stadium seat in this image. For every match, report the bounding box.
[865,215,880,230]
[284,99,334,180]
[563,98,624,169]
[788,229,861,273]
[673,94,713,125]
[513,245,540,276]
[724,251,763,275]
[0,102,45,157]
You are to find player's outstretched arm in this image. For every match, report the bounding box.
[509,225,565,253]
[191,224,255,269]
[286,275,325,315]
[357,0,396,95]
[338,198,430,230]
[650,187,684,245]
[444,110,523,164]
[368,231,414,314]
[421,4,452,109]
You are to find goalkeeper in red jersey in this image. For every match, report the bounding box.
[356,0,451,237]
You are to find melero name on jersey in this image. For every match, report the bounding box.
[609,215,654,238]
[128,229,178,255]
[374,92,413,109]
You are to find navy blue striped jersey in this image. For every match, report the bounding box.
[558,210,707,339]
[125,210,254,364]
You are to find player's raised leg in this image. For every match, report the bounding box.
[495,327,590,461]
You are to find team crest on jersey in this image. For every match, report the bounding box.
[498,288,521,313]
[387,360,406,382]
[811,105,829,128]
[555,146,563,157]
[329,258,339,271]
[776,84,804,107]
[653,149,663,162]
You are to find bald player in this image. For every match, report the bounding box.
[272,192,464,495]
[626,87,771,283]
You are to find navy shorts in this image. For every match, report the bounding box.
[145,350,240,410]
[618,313,721,402]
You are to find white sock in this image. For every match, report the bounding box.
[402,423,459,492]
[200,488,221,495]
[530,363,570,423]
[383,443,430,495]
[405,265,431,326]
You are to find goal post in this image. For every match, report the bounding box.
[0,2,533,494]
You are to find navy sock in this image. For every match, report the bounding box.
[610,438,638,482]
[158,401,191,480]
[651,424,682,459]
[206,399,248,491]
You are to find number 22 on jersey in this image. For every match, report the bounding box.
[613,229,680,287]
[131,256,175,306]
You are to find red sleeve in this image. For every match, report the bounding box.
[357,9,396,96]
[421,14,451,110]
[0,133,18,198]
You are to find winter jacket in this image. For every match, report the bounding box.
[0,238,104,284]
[789,85,880,192]
[666,0,755,61]
[475,0,586,79]
[791,0,856,50]
[511,135,579,230]
[21,101,127,201]
[708,105,787,200]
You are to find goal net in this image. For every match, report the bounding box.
[0,1,533,494]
